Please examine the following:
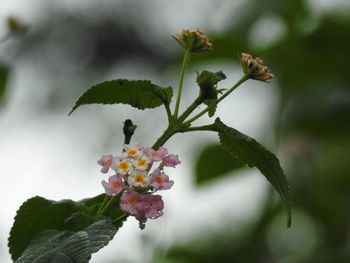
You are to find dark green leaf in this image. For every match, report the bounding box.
[195,143,244,185]
[69,79,173,114]
[203,99,217,118]
[85,219,117,254]
[214,118,291,227]
[8,196,76,261]
[15,220,117,263]
[196,71,226,117]
[0,63,9,104]
[196,71,226,89]
[15,230,90,263]
[9,194,127,261]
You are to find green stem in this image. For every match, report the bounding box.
[183,75,249,126]
[96,195,110,215]
[152,96,203,149]
[164,103,173,124]
[179,124,218,133]
[99,195,118,216]
[112,214,128,224]
[174,48,191,118]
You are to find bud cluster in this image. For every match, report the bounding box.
[240,52,273,82]
[98,144,180,229]
[174,28,212,53]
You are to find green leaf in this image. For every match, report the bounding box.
[8,196,76,261]
[15,230,90,263]
[9,194,127,261]
[85,219,117,254]
[15,220,117,263]
[203,99,217,118]
[69,79,173,115]
[195,143,245,185]
[196,71,226,89]
[196,71,226,117]
[214,118,292,227]
[0,63,9,104]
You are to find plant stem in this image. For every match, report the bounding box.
[183,74,249,126]
[174,48,191,118]
[99,195,118,216]
[164,103,173,124]
[96,195,110,215]
[112,214,128,224]
[152,96,203,149]
[179,124,218,133]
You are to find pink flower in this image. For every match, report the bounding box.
[144,146,168,162]
[102,174,125,196]
[143,194,164,219]
[97,154,113,173]
[150,169,174,190]
[120,189,165,230]
[135,194,164,230]
[120,189,143,216]
[162,154,181,168]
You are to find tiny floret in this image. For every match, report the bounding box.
[150,169,174,190]
[133,155,151,170]
[240,52,273,82]
[111,157,132,175]
[97,154,113,173]
[144,146,168,162]
[162,154,181,168]
[128,170,150,188]
[123,144,143,159]
[102,174,125,196]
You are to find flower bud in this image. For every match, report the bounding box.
[6,16,28,34]
[173,28,212,53]
[240,52,273,82]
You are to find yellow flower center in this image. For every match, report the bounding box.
[112,181,120,189]
[135,175,145,183]
[128,149,138,156]
[119,162,129,170]
[138,159,147,166]
[155,176,164,185]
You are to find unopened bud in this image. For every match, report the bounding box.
[240,52,273,82]
[6,16,28,34]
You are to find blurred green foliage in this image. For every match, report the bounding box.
[0,63,9,104]
[153,0,350,262]
[195,143,243,185]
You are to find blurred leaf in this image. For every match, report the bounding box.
[15,220,117,263]
[281,91,350,139]
[204,99,217,118]
[69,79,173,114]
[195,144,244,185]
[214,118,291,227]
[0,64,9,103]
[196,71,226,117]
[9,194,126,261]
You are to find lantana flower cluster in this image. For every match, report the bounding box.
[98,144,180,229]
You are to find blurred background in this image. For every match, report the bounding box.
[1,0,350,262]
